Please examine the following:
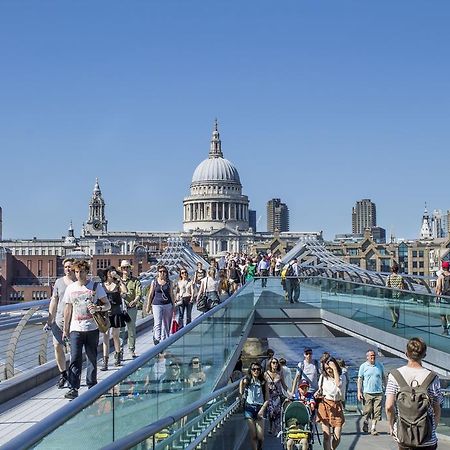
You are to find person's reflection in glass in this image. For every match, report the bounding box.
[187,356,206,387]
[144,352,166,393]
[160,360,185,393]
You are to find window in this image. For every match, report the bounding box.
[412,251,417,257]
[412,261,417,268]
[419,251,424,258]
[419,261,424,268]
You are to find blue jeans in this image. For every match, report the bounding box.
[68,329,99,389]
[178,297,193,328]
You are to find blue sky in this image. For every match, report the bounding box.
[1,1,449,241]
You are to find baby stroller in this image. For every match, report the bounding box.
[280,400,315,450]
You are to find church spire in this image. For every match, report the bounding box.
[209,118,223,158]
[420,203,432,239]
[93,177,101,196]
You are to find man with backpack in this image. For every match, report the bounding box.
[285,259,300,303]
[291,347,319,394]
[435,260,450,335]
[385,337,443,450]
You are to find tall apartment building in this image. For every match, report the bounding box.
[249,209,257,232]
[352,199,376,234]
[267,198,289,232]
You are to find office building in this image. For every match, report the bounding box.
[352,199,376,234]
[267,198,289,232]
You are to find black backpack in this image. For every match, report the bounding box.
[442,274,450,296]
[391,369,436,448]
[286,264,295,277]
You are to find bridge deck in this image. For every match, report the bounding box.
[0,324,158,446]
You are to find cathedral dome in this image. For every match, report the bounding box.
[192,157,241,184]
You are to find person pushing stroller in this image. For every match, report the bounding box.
[283,378,317,450]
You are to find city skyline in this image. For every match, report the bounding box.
[1,1,449,240]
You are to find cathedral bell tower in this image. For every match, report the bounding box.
[85,178,108,236]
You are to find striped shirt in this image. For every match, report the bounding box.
[385,366,443,446]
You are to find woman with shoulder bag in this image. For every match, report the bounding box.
[196,267,220,312]
[315,355,345,450]
[146,265,175,345]
[240,362,269,450]
[264,357,288,435]
[102,266,128,369]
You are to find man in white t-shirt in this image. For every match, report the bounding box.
[291,347,319,394]
[385,337,443,450]
[62,260,110,400]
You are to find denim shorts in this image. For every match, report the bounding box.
[244,403,263,420]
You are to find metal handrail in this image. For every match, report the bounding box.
[294,273,447,300]
[2,282,249,450]
[0,299,51,381]
[101,380,241,450]
[0,299,50,313]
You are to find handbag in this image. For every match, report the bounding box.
[171,311,180,334]
[196,279,210,312]
[315,374,325,405]
[196,294,210,312]
[91,281,111,333]
[93,311,111,333]
[121,300,132,323]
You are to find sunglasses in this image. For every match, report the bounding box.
[181,271,187,274]
[304,351,312,355]
[251,367,261,372]
[159,270,167,273]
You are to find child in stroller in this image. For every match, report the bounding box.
[282,379,317,450]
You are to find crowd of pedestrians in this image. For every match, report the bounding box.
[45,256,445,450]
[240,338,443,450]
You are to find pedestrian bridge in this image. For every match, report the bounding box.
[1,275,449,449]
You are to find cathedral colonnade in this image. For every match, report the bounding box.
[183,202,248,223]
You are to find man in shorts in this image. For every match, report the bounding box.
[46,258,76,388]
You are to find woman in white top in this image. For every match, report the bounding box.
[315,355,345,450]
[176,269,194,328]
[196,268,220,310]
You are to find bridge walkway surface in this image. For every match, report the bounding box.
[241,413,450,450]
[0,315,178,446]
